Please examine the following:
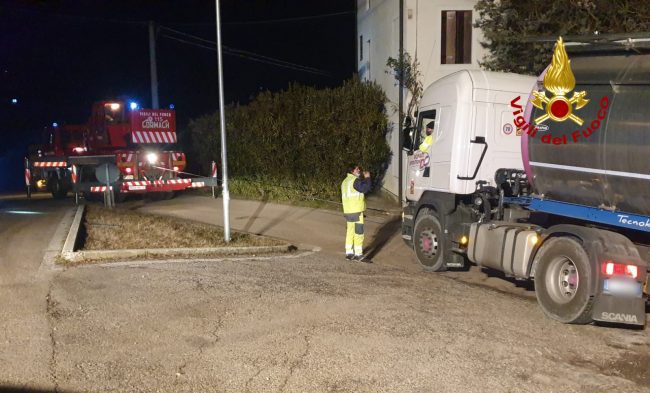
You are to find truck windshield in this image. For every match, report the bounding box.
[103,102,126,124]
[61,130,83,146]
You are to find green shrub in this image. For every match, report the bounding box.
[188,77,390,201]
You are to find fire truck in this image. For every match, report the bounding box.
[25,100,217,202]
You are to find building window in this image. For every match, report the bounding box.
[441,10,472,64]
[359,35,363,61]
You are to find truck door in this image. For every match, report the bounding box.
[406,108,439,200]
[428,105,454,191]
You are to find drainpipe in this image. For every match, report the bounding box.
[354,1,358,77]
[398,0,404,203]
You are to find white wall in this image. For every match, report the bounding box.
[405,0,486,88]
[357,0,402,196]
[357,0,486,198]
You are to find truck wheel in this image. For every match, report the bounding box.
[50,178,67,199]
[83,192,100,202]
[114,190,127,203]
[534,237,594,324]
[413,208,446,272]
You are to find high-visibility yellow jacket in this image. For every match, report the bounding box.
[419,134,434,153]
[341,173,366,214]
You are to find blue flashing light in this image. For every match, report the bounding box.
[129,101,139,110]
[169,104,175,109]
[11,98,18,104]
[52,122,58,127]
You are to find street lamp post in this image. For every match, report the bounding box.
[149,21,159,109]
[215,0,231,242]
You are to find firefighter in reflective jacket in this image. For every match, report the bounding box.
[341,165,371,261]
[419,121,435,152]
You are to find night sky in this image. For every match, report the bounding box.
[0,0,356,191]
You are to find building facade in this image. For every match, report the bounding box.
[357,0,487,198]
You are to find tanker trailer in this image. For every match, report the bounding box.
[401,36,649,327]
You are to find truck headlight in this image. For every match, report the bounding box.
[146,152,158,164]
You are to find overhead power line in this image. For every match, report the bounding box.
[160,25,221,46]
[223,10,354,25]
[161,33,331,77]
[161,34,218,52]
[159,25,332,77]
[4,4,353,28]
[168,10,355,27]
[161,26,329,75]
[222,47,331,77]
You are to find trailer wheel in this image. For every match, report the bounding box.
[413,208,446,272]
[534,237,594,324]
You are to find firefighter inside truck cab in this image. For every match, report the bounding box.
[104,102,125,124]
[418,121,435,153]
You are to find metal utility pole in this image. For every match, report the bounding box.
[149,20,160,109]
[215,0,231,242]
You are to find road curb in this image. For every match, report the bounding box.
[39,205,78,273]
[62,204,85,257]
[65,244,294,263]
[77,246,321,269]
[60,204,299,264]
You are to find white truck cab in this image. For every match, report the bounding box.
[405,70,535,200]
[402,70,535,272]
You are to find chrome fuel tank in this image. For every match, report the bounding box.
[523,49,650,216]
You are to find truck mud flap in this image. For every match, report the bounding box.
[401,204,415,244]
[591,294,646,326]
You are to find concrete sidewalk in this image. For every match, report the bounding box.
[133,193,419,271]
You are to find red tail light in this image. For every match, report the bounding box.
[602,261,639,279]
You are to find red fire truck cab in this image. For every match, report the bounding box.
[25,100,216,200]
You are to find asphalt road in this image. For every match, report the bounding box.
[0,193,649,392]
[0,194,73,390]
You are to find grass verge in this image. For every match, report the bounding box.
[83,204,284,250]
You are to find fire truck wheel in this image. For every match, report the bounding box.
[114,191,127,203]
[534,237,594,324]
[50,178,67,199]
[162,191,175,200]
[83,192,99,202]
[413,208,446,272]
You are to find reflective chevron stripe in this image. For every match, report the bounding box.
[132,131,177,144]
[33,161,67,168]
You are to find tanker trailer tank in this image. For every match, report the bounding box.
[522,45,650,216]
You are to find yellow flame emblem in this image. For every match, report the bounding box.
[531,37,589,125]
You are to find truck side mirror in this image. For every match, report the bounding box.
[402,126,414,153]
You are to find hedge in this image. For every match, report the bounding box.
[187,77,391,201]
